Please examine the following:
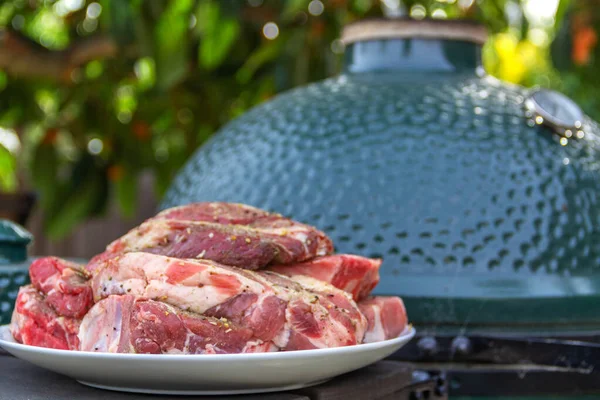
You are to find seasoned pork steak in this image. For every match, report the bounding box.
[10,257,93,350]
[87,202,333,272]
[10,286,81,350]
[79,295,276,354]
[91,252,367,350]
[29,257,93,319]
[268,255,380,301]
[359,296,408,343]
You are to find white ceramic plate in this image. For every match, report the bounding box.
[0,325,415,395]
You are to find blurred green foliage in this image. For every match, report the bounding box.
[0,0,596,238]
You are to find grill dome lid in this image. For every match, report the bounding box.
[163,18,600,334]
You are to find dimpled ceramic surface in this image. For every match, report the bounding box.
[0,268,28,325]
[0,220,33,325]
[163,45,600,328]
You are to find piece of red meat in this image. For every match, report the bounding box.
[29,257,93,319]
[86,202,333,272]
[157,202,333,237]
[358,296,408,343]
[90,252,367,351]
[268,255,381,301]
[10,257,93,351]
[10,286,81,350]
[155,202,274,225]
[79,295,277,354]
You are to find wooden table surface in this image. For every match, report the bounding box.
[0,349,445,400]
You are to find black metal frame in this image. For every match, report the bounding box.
[396,334,600,369]
[395,333,600,397]
[404,373,447,400]
[445,368,600,397]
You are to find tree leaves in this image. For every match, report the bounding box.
[154,0,195,90]
[45,177,101,239]
[44,154,108,240]
[104,0,137,46]
[0,144,16,193]
[236,37,286,84]
[550,4,573,72]
[554,0,573,29]
[115,166,137,218]
[197,1,240,70]
[30,141,58,210]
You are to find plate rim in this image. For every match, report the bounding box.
[0,324,415,360]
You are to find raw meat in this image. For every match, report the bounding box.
[10,286,81,350]
[156,202,332,238]
[90,252,367,351]
[9,202,410,354]
[10,257,93,350]
[268,255,381,301]
[87,213,333,272]
[359,296,408,343]
[79,295,277,354]
[155,202,275,225]
[29,257,93,319]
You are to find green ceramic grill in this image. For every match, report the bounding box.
[162,18,600,397]
[0,220,32,325]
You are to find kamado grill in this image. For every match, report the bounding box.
[161,17,600,399]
